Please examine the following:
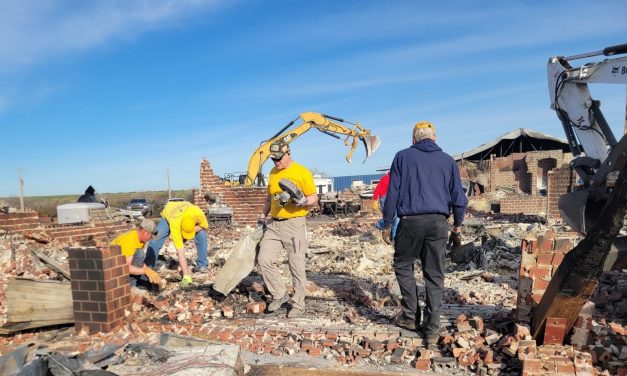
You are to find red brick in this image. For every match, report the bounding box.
[307,347,321,356]
[414,358,430,370]
[551,253,565,266]
[536,253,553,266]
[245,301,266,314]
[529,266,551,280]
[522,359,541,375]
[544,317,567,345]
[537,237,554,252]
[554,238,572,253]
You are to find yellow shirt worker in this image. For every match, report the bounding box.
[257,139,318,318]
[110,219,161,287]
[145,201,209,287]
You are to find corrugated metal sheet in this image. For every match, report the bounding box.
[333,174,385,192]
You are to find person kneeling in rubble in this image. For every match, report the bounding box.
[110,219,161,290]
[145,200,210,288]
[257,139,318,318]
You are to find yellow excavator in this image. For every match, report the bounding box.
[243,112,381,186]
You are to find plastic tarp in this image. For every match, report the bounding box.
[213,227,264,295]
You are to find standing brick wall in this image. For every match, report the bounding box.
[547,165,576,223]
[516,231,576,324]
[500,196,548,216]
[0,210,132,243]
[516,231,595,347]
[47,220,132,244]
[490,153,531,193]
[67,246,131,333]
[0,211,40,233]
[193,159,267,227]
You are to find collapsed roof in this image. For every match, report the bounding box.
[453,128,569,161]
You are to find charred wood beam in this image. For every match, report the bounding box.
[531,159,627,343]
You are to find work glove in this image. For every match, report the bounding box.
[372,200,379,212]
[293,195,308,207]
[180,275,193,288]
[143,266,161,285]
[448,231,462,250]
[382,227,393,245]
[273,191,291,207]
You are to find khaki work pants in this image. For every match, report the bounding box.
[257,216,308,310]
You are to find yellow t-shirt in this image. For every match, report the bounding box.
[160,201,209,249]
[111,229,143,257]
[268,161,316,219]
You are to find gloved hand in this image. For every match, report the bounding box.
[448,231,462,250]
[372,200,379,211]
[180,275,193,288]
[273,191,291,207]
[143,266,161,284]
[382,228,393,245]
[293,195,308,207]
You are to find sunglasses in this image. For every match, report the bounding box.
[271,155,284,162]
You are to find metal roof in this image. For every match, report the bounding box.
[453,128,569,161]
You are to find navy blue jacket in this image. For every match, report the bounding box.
[383,139,467,227]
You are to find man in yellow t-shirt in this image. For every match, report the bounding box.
[257,139,318,318]
[110,219,161,288]
[145,201,209,287]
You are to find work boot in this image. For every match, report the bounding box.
[192,265,209,274]
[396,316,417,331]
[267,294,290,312]
[287,307,303,318]
[421,329,440,345]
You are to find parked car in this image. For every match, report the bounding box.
[126,198,153,216]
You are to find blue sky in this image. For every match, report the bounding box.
[1,0,626,196]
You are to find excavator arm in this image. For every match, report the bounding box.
[244,112,381,186]
[531,43,627,344]
[548,43,627,233]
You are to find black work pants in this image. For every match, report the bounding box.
[393,214,448,335]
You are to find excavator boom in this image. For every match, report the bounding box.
[244,112,381,186]
[531,43,627,344]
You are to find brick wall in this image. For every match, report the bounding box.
[490,153,531,193]
[46,220,132,244]
[67,246,131,333]
[547,165,576,222]
[516,231,597,348]
[193,159,267,227]
[500,196,548,216]
[0,210,132,244]
[516,231,575,324]
[0,211,40,233]
[458,151,573,222]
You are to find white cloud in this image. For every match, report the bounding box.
[0,0,226,73]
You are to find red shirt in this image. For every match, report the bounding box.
[373,173,390,200]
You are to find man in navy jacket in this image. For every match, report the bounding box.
[382,121,467,344]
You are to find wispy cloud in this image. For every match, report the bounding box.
[0,0,226,73]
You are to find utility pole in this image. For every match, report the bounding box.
[167,168,172,199]
[624,87,627,135]
[17,168,24,212]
